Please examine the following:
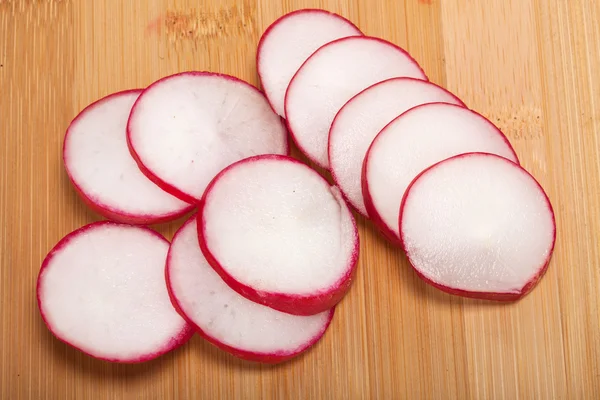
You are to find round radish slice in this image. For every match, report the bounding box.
[167,216,334,363]
[63,90,192,224]
[285,36,427,169]
[36,222,193,363]
[257,9,362,117]
[399,153,556,300]
[127,72,289,203]
[329,78,464,216]
[363,103,519,244]
[198,155,359,316]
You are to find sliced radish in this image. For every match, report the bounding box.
[127,72,289,203]
[257,9,362,117]
[167,216,334,363]
[399,153,556,300]
[363,103,519,244]
[284,36,427,169]
[329,78,464,216]
[36,222,193,363]
[198,155,359,316]
[63,90,192,224]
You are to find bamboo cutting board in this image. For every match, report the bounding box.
[1,0,599,398]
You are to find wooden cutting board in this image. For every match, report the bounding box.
[1,0,599,398]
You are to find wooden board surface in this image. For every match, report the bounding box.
[1,0,599,398]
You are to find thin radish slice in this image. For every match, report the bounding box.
[36,222,193,363]
[399,153,556,300]
[167,216,334,363]
[285,36,427,169]
[329,78,464,216]
[63,90,193,224]
[198,155,359,316]
[127,72,289,203]
[257,9,362,117]
[363,103,519,244]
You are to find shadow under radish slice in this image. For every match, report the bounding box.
[63,90,193,224]
[399,153,556,301]
[166,216,334,363]
[127,72,289,204]
[36,222,194,363]
[198,155,359,316]
[362,103,519,245]
[328,78,465,216]
[257,9,362,117]
[284,36,427,169]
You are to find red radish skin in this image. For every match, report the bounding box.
[328,78,465,216]
[362,172,404,246]
[362,103,519,245]
[165,216,334,364]
[69,182,190,225]
[257,9,362,117]
[63,90,193,224]
[398,153,556,301]
[284,36,427,169]
[37,222,194,363]
[127,72,289,204]
[198,155,359,316]
[199,235,356,316]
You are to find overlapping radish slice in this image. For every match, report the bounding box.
[63,90,192,224]
[257,9,362,117]
[400,153,556,300]
[127,72,289,203]
[36,222,193,363]
[328,78,464,215]
[198,155,359,316]
[285,36,427,169]
[363,103,519,244]
[167,216,334,363]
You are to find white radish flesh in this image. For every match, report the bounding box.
[257,9,362,117]
[399,153,556,300]
[127,72,289,203]
[363,103,519,244]
[198,155,359,316]
[167,216,334,363]
[285,36,427,169]
[36,222,193,363]
[328,78,464,215]
[63,90,192,224]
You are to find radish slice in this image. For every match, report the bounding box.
[127,72,289,203]
[399,153,556,300]
[329,78,464,216]
[198,155,359,316]
[363,103,519,244]
[63,90,192,224]
[285,36,427,169]
[257,9,362,117]
[167,216,334,363]
[36,222,193,363]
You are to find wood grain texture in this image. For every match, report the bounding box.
[1,0,599,398]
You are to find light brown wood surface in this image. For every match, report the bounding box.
[1,0,599,398]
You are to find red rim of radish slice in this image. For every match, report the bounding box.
[198,154,360,316]
[166,215,335,363]
[398,152,556,301]
[63,89,194,224]
[37,221,194,363]
[127,71,290,204]
[256,8,362,116]
[284,36,428,169]
[362,103,520,245]
[328,77,465,216]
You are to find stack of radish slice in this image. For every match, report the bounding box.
[258,10,555,300]
[37,8,556,366]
